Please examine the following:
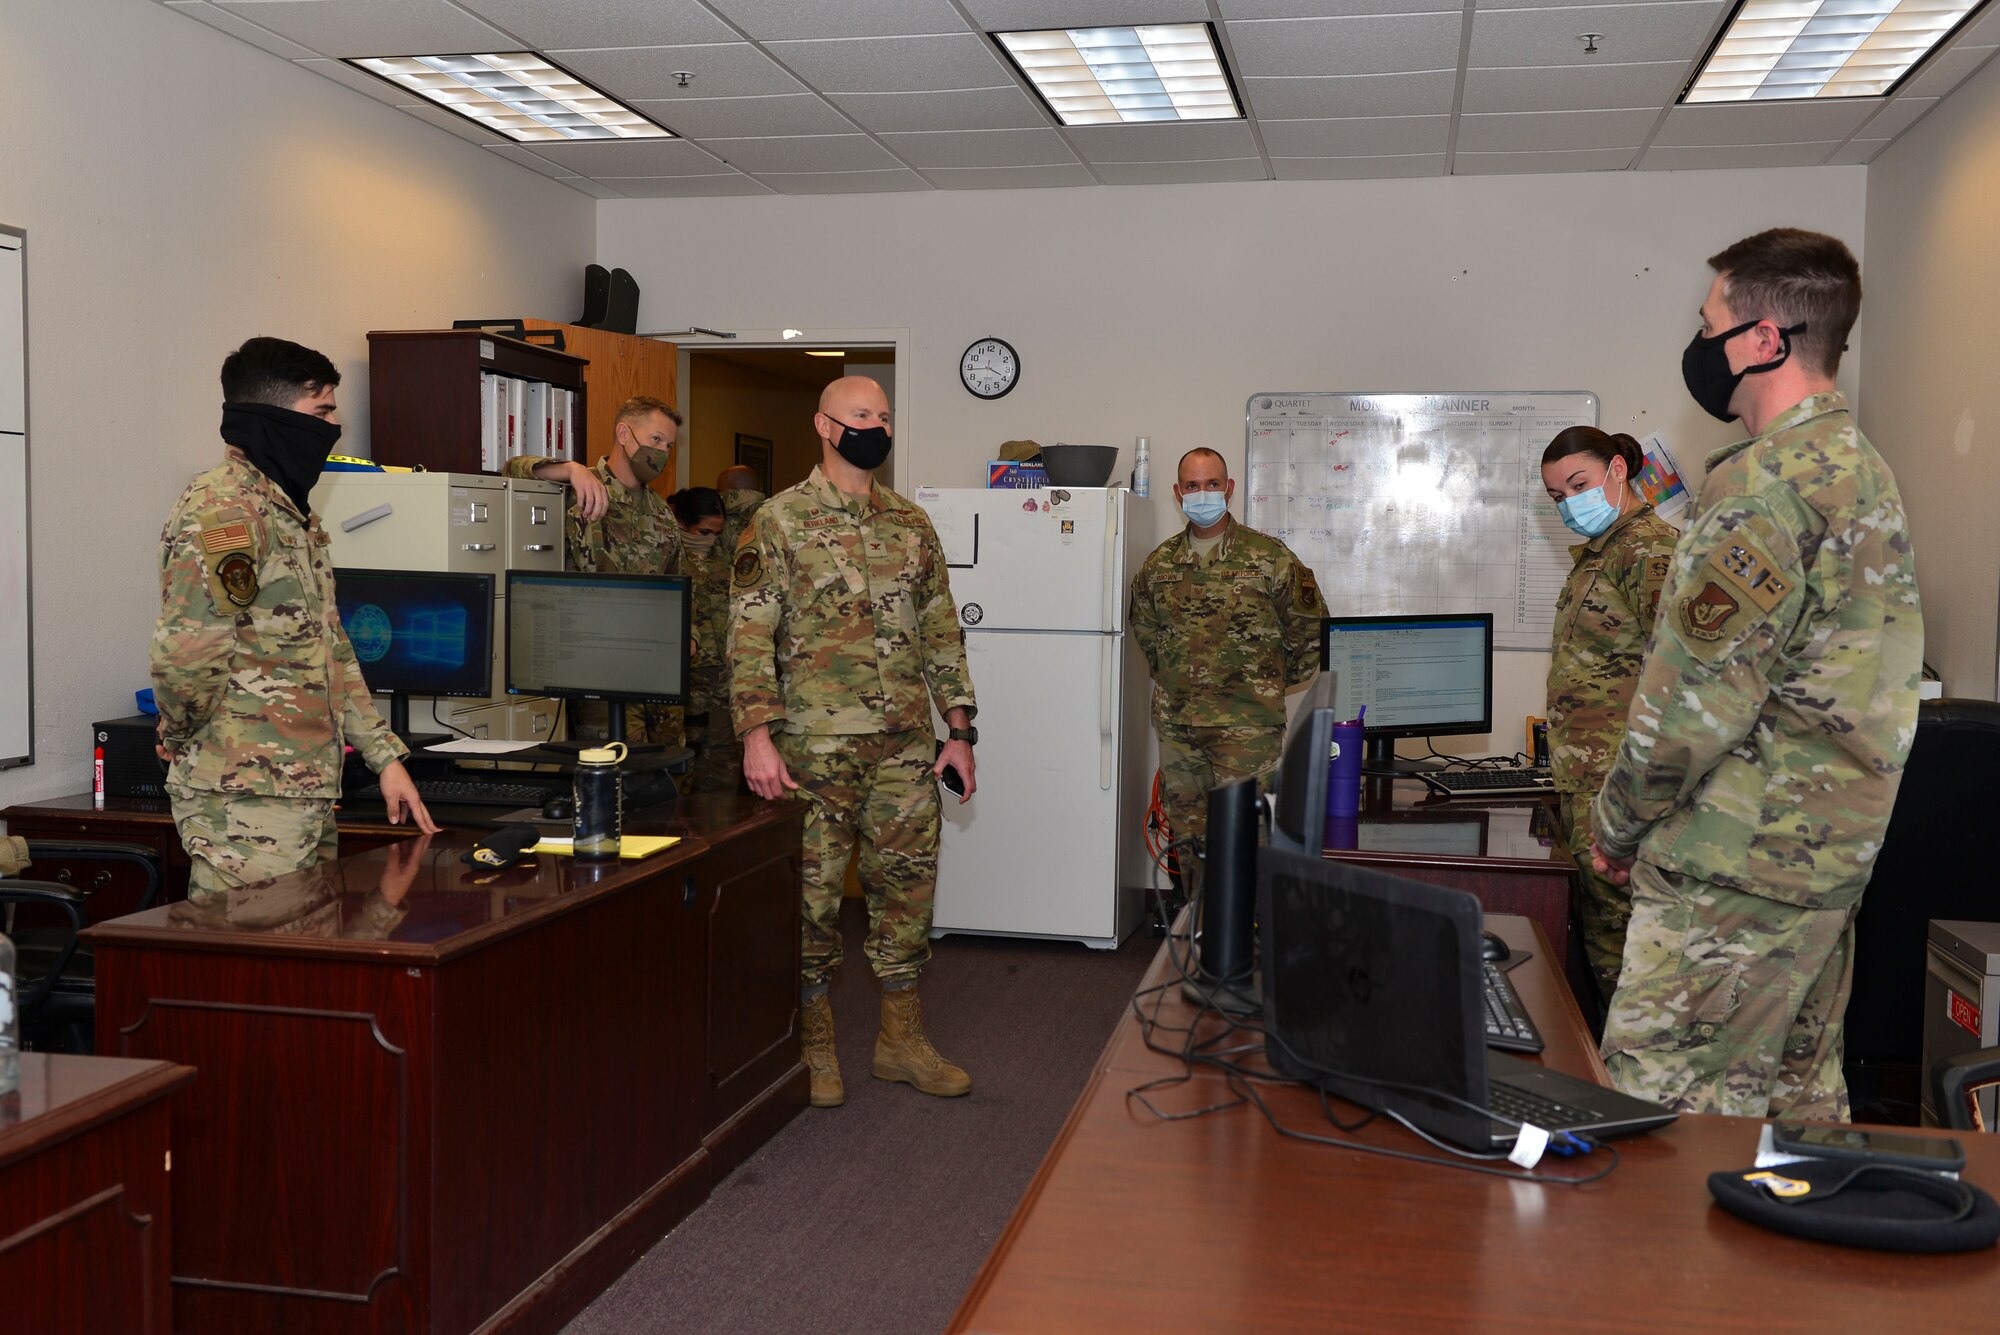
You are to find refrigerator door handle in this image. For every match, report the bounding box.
[1099,635,1114,790]
[1100,489,1121,634]
[1100,492,1121,790]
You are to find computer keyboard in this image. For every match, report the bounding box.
[1482,960,1546,1054]
[349,778,564,808]
[1484,1079,1596,1131]
[1422,767,1555,798]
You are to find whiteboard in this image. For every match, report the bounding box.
[1,228,30,767]
[1243,390,1597,651]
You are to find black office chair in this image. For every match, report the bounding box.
[1930,1049,2000,1132]
[1845,697,2000,1124]
[2,839,164,1055]
[0,882,91,1053]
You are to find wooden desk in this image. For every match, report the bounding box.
[83,793,806,1335]
[950,915,2000,1333]
[0,1052,195,1335]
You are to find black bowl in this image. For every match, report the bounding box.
[1039,444,1119,487]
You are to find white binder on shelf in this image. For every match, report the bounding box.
[478,372,501,472]
[504,377,526,459]
[523,381,550,460]
[550,386,571,460]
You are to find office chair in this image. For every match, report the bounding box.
[0,882,90,1053]
[1845,697,2000,1123]
[1930,1049,2000,1133]
[1,839,164,1054]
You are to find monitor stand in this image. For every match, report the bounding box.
[384,697,451,758]
[538,698,671,756]
[1359,735,1444,776]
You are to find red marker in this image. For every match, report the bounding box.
[94,746,105,809]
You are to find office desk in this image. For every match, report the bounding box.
[83,794,807,1335]
[950,915,2000,1334]
[0,1052,195,1335]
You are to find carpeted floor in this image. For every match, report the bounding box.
[560,898,1158,1335]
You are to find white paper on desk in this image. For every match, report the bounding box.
[424,738,540,755]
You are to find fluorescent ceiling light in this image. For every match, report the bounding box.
[804,350,847,357]
[995,24,1242,125]
[1683,0,1988,102]
[348,53,672,141]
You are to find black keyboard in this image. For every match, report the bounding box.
[350,778,563,808]
[1423,767,1554,798]
[1484,1079,1597,1131]
[1482,960,1545,1054]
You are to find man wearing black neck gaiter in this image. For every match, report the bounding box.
[152,337,437,903]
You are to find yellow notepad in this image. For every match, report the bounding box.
[530,835,680,860]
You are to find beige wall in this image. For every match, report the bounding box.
[1861,54,2000,700]
[0,0,593,806]
[687,357,823,494]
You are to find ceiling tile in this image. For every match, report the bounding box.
[552,177,631,200]
[165,1,317,59]
[599,175,778,198]
[1091,159,1269,184]
[963,0,1212,26]
[881,129,1079,168]
[1224,0,1458,17]
[505,138,729,176]
[1244,71,1457,118]
[453,0,738,48]
[1453,147,1640,173]
[831,87,1051,133]
[1825,139,1890,166]
[210,0,512,57]
[1477,0,1715,7]
[759,169,935,194]
[1260,115,1450,156]
[696,134,902,174]
[1639,141,1842,169]
[1859,96,1939,139]
[1469,3,1729,69]
[1065,120,1261,162]
[1224,15,1467,77]
[927,164,1100,190]
[482,143,575,180]
[1654,101,1877,146]
[706,0,970,40]
[553,43,808,99]
[1457,108,1659,152]
[295,56,420,107]
[633,94,855,139]
[1272,154,1447,179]
[765,34,1015,93]
[1461,61,1687,113]
[1959,7,2000,46]
[1900,44,1999,99]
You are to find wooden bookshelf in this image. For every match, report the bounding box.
[366,328,588,475]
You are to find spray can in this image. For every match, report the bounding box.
[1132,436,1150,498]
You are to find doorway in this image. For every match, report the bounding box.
[683,346,895,495]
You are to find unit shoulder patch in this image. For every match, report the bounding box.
[1679,580,1740,643]
[215,551,259,608]
[733,547,766,590]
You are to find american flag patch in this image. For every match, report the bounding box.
[200,522,252,553]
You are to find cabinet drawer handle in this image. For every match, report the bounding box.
[470,503,491,523]
[529,506,550,525]
[462,543,497,552]
[522,543,555,553]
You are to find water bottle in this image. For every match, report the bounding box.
[573,742,628,860]
[1132,436,1150,498]
[0,930,18,1096]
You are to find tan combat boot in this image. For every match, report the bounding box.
[872,987,971,1097]
[801,993,844,1108]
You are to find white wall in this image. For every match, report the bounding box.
[1861,53,2000,701]
[0,0,594,807]
[602,168,1868,756]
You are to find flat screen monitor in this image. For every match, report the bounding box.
[1319,612,1493,774]
[1269,670,1338,858]
[505,570,689,710]
[333,568,495,699]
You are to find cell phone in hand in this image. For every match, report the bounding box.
[1771,1123,1966,1173]
[933,740,966,798]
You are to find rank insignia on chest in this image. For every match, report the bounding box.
[733,548,765,589]
[216,551,259,607]
[1679,580,1739,642]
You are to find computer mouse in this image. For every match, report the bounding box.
[542,793,574,822]
[1480,930,1510,963]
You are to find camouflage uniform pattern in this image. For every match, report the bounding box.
[1155,723,1284,857]
[166,852,413,940]
[729,467,976,985]
[1593,392,1923,1115]
[152,451,408,898]
[683,541,743,794]
[1545,503,1679,1001]
[718,486,767,558]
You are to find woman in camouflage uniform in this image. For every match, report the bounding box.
[668,486,743,794]
[1541,427,1680,1004]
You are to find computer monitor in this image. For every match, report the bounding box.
[504,570,690,747]
[1319,612,1493,775]
[1269,670,1338,858]
[334,568,496,741]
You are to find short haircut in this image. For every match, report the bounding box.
[667,486,724,526]
[220,337,340,407]
[618,395,682,429]
[1177,447,1228,483]
[1707,228,1861,378]
[1542,426,1645,475]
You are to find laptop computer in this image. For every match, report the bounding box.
[1257,845,1677,1151]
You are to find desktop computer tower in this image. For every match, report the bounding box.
[1922,920,2000,1128]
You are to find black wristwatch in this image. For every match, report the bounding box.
[948,725,978,747]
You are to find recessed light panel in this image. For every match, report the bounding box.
[348,54,672,142]
[1684,0,1987,102]
[996,24,1242,126]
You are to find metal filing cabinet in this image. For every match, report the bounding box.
[1921,920,2000,1128]
[310,472,564,740]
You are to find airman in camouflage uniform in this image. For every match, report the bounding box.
[730,376,977,1107]
[507,396,685,744]
[153,338,436,902]
[1129,448,1325,861]
[1543,429,1681,1003]
[678,473,768,794]
[1593,230,1922,1120]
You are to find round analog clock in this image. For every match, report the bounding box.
[960,337,1019,400]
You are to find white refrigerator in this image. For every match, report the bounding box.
[913,486,1157,949]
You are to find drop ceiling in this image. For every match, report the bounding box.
[160,0,2000,196]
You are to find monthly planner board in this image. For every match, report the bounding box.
[1243,391,1598,651]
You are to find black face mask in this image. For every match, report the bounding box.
[220,402,341,517]
[1681,319,1805,423]
[832,422,892,471]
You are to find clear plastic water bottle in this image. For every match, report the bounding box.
[1132,436,1150,498]
[0,930,18,1096]
[573,742,628,860]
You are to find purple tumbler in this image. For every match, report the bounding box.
[1326,718,1364,820]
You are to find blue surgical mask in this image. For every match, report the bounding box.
[1181,492,1228,528]
[1556,470,1625,538]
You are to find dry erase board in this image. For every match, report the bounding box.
[1243,391,1597,651]
[1,227,30,767]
